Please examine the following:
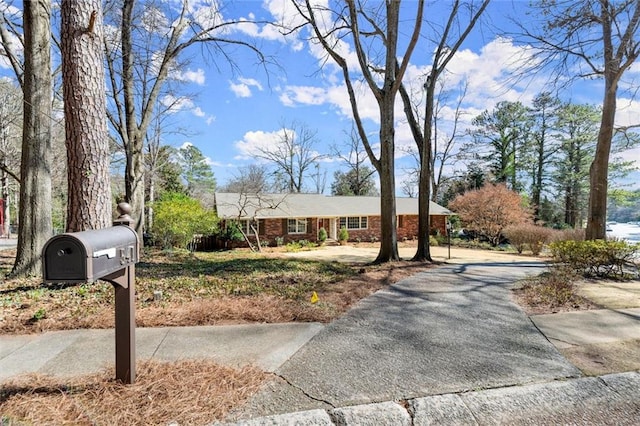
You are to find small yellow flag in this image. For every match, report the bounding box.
[310,291,319,304]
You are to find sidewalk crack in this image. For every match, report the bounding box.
[273,372,336,409]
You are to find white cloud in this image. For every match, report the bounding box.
[234,129,284,159]
[229,77,263,98]
[160,95,215,123]
[173,68,206,85]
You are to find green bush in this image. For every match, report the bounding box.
[218,221,244,242]
[318,227,328,244]
[151,192,218,249]
[549,239,639,278]
[503,223,555,255]
[338,226,349,242]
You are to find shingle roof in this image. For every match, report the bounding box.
[214,193,452,219]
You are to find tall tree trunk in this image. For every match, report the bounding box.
[2,171,9,237]
[375,96,399,263]
[61,0,112,231]
[413,82,434,262]
[12,0,53,277]
[122,0,144,235]
[586,74,616,240]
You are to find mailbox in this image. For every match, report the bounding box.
[42,225,138,283]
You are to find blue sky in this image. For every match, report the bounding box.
[1,0,639,194]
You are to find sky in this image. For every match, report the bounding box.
[1,0,639,196]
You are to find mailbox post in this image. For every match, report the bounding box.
[42,203,138,383]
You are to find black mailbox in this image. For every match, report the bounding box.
[42,225,138,283]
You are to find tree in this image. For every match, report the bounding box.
[104,0,269,238]
[151,192,217,249]
[526,92,561,222]
[62,0,112,231]
[400,77,473,215]
[399,0,489,261]
[11,1,53,277]
[220,164,272,194]
[449,183,533,246]
[331,168,378,196]
[470,101,532,191]
[439,162,488,206]
[177,143,216,201]
[523,0,640,239]
[331,125,378,196]
[294,0,424,263]
[553,103,599,227]
[0,80,22,237]
[254,121,323,193]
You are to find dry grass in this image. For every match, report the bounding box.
[512,267,600,315]
[0,359,268,425]
[0,248,435,334]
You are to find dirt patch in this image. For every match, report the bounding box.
[559,339,640,376]
[575,279,640,309]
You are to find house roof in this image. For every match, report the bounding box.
[214,192,452,219]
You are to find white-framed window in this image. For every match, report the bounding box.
[287,218,307,234]
[239,219,257,236]
[339,216,368,230]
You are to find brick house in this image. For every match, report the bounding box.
[214,192,452,247]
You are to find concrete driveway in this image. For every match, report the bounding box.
[231,259,581,419]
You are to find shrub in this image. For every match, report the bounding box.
[338,227,349,242]
[519,267,580,308]
[318,227,328,244]
[549,239,639,278]
[218,221,244,243]
[449,183,533,246]
[151,193,217,249]
[552,228,585,242]
[503,223,554,255]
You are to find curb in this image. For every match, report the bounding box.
[219,372,640,425]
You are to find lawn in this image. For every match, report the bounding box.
[0,247,434,334]
[0,246,434,424]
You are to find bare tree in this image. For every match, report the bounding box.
[330,124,377,196]
[399,0,489,261]
[0,80,22,237]
[254,121,324,193]
[11,0,53,276]
[521,0,640,239]
[218,192,287,252]
[220,164,272,194]
[62,0,112,231]
[293,0,424,263]
[401,77,469,203]
[104,0,270,238]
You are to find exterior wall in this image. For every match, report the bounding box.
[213,215,449,249]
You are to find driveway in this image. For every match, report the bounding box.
[231,258,581,419]
[283,243,539,264]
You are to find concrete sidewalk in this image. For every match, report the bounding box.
[0,323,323,382]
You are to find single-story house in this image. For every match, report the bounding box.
[213,192,452,247]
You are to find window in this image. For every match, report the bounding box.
[339,216,368,230]
[238,219,257,236]
[287,218,307,234]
